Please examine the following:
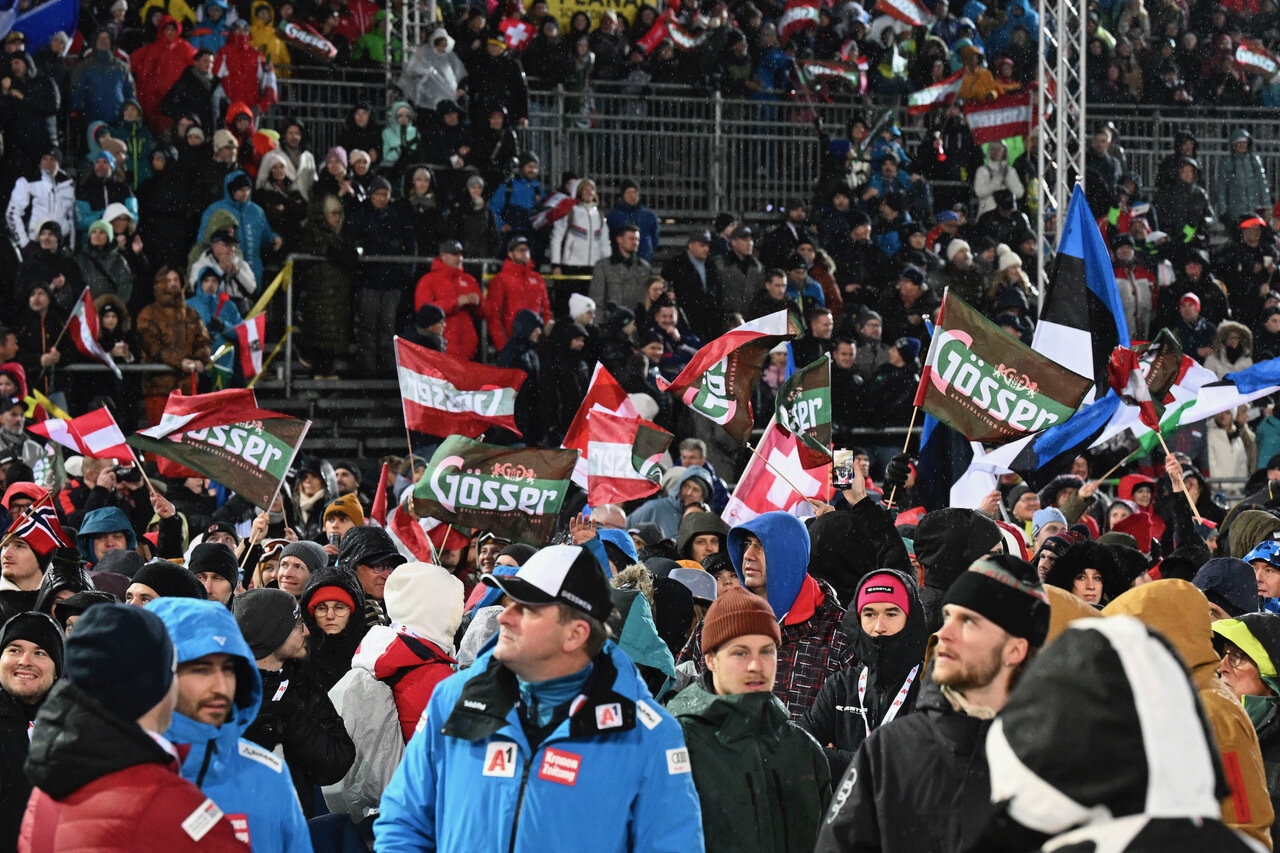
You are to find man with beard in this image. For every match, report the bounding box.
[234,589,353,817]
[816,555,1050,853]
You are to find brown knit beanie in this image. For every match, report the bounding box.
[702,587,781,652]
[324,492,365,527]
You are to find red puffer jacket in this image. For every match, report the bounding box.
[351,624,457,742]
[414,258,483,360]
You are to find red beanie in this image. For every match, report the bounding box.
[308,586,355,614]
[702,587,781,652]
[856,572,910,614]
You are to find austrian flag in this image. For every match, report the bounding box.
[29,406,132,460]
[779,0,819,44]
[235,315,267,379]
[66,287,121,379]
[586,411,673,506]
[874,0,935,27]
[395,336,526,438]
[1236,38,1280,76]
[964,90,1037,144]
[908,69,964,114]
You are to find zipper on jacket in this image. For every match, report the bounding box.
[506,753,534,853]
[195,739,218,787]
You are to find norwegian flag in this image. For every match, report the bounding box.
[562,364,641,489]
[964,89,1037,144]
[721,418,834,526]
[874,0,935,26]
[235,315,267,379]
[65,288,121,380]
[908,69,965,114]
[779,0,820,44]
[6,505,68,554]
[1236,38,1280,76]
[499,17,535,50]
[29,407,133,460]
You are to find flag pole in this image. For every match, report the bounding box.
[1157,433,1203,523]
[745,444,823,509]
[884,406,920,509]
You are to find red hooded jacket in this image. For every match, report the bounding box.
[130,16,197,133]
[483,259,551,351]
[351,626,456,742]
[414,258,483,360]
[214,31,278,115]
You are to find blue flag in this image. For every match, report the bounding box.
[1226,357,1280,395]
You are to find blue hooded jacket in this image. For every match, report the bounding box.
[597,528,639,567]
[76,506,138,566]
[148,598,310,853]
[727,511,812,620]
[196,171,279,287]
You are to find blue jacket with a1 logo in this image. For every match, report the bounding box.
[375,641,705,852]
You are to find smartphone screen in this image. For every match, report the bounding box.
[832,449,855,488]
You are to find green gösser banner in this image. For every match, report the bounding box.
[129,418,311,510]
[413,436,580,545]
[914,291,1092,445]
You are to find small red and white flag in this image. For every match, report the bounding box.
[1108,346,1160,431]
[369,461,390,527]
[722,418,834,526]
[6,505,68,554]
[395,336,526,438]
[30,406,133,460]
[638,17,669,53]
[586,410,673,506]
[499,17,534,50]
[964,89,1036,144]
[386,500,436,563]
[1236,38,1280,76]
[235,315,267,379]
[66,287,121,380]
[874,0,935,27]
[562,363,641,489]
[908,69,965,114]
[779,0,820,44]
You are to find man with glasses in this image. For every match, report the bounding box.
[337,527,407,628]
[1214,611,1280,835]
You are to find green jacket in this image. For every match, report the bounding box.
[669,678,831,853]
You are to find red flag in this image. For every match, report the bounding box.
[637,17,669,53]
[964,89,1036,144]
[586,411,672,506]
[235,314,267,379]
[395,336,526,438]
[132,389,289,478]
[370,461,390,527]
[562,363,641,488]
[66,287,121,379]
[6,505,68,555]
[722,419,834,526]
[499,17,534,49]
[908,69,965,114]
[1236,38,1280,76]
[30,406,132,460]
[387,502,436,563]
[874,0,935,26]
[779,0,819,44]
[1108,347,1161,431]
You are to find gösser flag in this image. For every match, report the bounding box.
[412,436,579,545]
[66,287,121,379]
[128,390,311,510]
[395,336,526,438]
[775,355,832,469]
[587,410,673,506]
[656,309,796,444]
[915,291,1092,445]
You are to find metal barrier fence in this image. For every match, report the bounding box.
[275,63,1280,224]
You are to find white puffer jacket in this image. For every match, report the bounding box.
[550,202,610,267]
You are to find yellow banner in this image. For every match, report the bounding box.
[26,390,70,421]
[545,0,640,27]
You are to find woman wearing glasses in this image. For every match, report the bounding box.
[1214,612,1280,839]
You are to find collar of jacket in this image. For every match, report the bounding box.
[442,647,637,742]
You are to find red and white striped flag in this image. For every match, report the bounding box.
[908,69,965,114]
[386,501,436,563]
[562,363,641,489]
[6,505,68,554]
[874,0,935,26]
[235,315,267,379]
[721,418,834,526]
[586,410,672,506]
[637,17,669,53]
[964,89,1036,144]
[66,287,121,379]
[1108,346,1161,431]
[1236,38,1280,76]
[30,406,133,460]
[779,0,820,44]
[395,336,526,438]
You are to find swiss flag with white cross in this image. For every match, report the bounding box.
[721,418,833,526]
